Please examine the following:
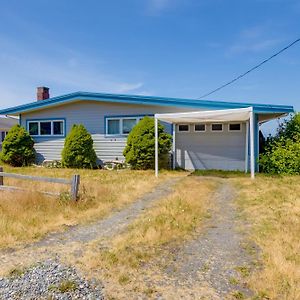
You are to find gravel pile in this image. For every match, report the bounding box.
[0,259,104,300]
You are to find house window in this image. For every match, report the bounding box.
[53,121,64,135]
[229,123,241,131]
[211,123,223,132]
[29,122,39,135]
[106,116,144,136]
[107,119,120,135]
[122,118,136,134]
[40,121,51,135]
[27,119,65,137]
[178,124,189,132]
[194,124,206,132]
[1,131,8,142]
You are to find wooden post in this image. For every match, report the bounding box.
[0,167,3,186]
[70,174,80,201]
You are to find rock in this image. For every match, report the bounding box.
[0,259,104,300]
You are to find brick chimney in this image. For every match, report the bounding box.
[37,87,50,101]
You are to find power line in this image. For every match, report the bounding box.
[197,38,300,99]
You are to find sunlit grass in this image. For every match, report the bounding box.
[80,176,216,298]
[234,175,300,300]
[0,164,183,249]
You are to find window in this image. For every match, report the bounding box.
[29,122,39,135]
[1,131,8,142]
[211,123,223,132]
[194,124,206,132]
[229,123,241,131]
[27,119,65,136]
[107,119,120,135]
[178,124,189,132]
[106,116,144,136]
[53,121,64,135]
[122,118,136,134]
[40,121,51,135]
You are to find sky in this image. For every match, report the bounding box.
[0,0,299,134]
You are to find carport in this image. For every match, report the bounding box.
[0,115,18,131]
[0,116,18,146]
[154,107,256,178]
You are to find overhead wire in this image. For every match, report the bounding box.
[197,38,300,99]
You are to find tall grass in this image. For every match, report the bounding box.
[235,176,300,300]
[0,165,180,249]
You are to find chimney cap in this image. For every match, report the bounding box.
[37,86,49,91]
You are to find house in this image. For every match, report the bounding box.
[0,116,19,149]
[0,87,294,174]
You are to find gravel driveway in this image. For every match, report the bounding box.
[0,176,257,299]
[0,177,182,299]
[148,180,256,299]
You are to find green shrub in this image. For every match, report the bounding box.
[0,125,35,167]
[123,116,172,169]
[61,124,97,169]
[260,113,300,174]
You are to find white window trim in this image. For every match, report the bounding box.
[177,124,190,133]
[194,124,206,132]
[106,116,142,136]
[210,123,223,132]
[228,123,242,132]
[27,120,65,137]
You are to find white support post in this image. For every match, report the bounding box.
[155,117,159,177]
[249,109,255,179]
[257,120,260,173]
[245,121,249,173]
[172,124,176,170]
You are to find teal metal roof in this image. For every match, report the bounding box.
[0,91,294,115]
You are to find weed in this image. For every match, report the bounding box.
[144,287,156,297]
[229,277,239,285]
[232,291,245,299]
[8,267,25,278]
[57,280,77,293]
[235,266,250,278]
[118,274,130,285]
[201,263,210,272]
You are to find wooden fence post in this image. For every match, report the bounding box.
[70,174,80,201]
[0,167,3,186]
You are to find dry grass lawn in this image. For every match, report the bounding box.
[0,164,183,249]
[235,175,300,300]
[79,176,217,298]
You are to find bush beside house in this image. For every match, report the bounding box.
[62,124,97,169]
[123,116,172,169]
[0,125,35,167]
[260,113,300,174]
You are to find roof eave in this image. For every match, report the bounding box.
[0,92,295,116]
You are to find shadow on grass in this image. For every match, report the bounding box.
[191,170,249,178]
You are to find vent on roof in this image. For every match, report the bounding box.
[37,87,50,101]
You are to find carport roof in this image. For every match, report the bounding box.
[155,107,284,123]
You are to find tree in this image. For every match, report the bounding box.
[0,125,35,167]
[123,116,172,169]
[62,124,97,169]
[260,113,300,174]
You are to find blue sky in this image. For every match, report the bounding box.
[0,0,299,133]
